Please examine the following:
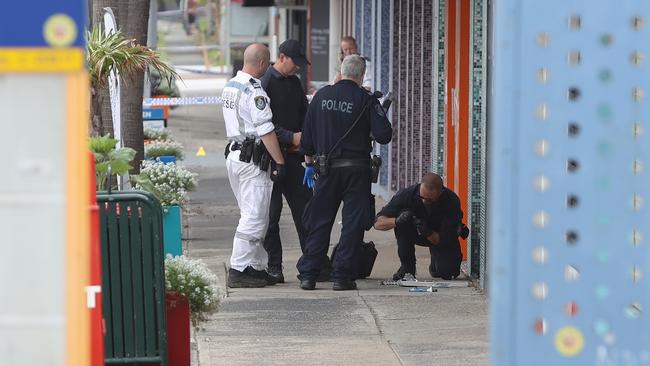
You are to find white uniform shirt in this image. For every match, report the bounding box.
[222,70,274,142]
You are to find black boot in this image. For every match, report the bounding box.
[244,267,279,286]
[332,279,357,291]
[227,268,267,288]
[267,264,285,284]
[300,279,316,290]
[392,265,416,281]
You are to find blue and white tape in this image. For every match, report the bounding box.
[143,96,223,106]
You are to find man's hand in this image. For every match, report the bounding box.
[271,163,286,183]
[303,165,315,189]
[395,210,413,227]
[413,218,434,238]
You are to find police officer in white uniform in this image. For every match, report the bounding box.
[222,43,286,288]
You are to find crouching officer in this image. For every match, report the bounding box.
[222,43,286,288]
[374,173,468,280]
[297,55,392,291]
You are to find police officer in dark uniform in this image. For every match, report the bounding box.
[374,173,467,280]
[259,39,312,283]
[298,55,392,291]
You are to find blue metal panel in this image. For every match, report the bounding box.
[0,1,86,47]
[143,108,165,120]
[490,2,649,365]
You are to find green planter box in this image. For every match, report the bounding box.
[163,205,182,256]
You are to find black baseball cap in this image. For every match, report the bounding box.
[278,39,310,67]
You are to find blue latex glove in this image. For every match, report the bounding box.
[303,165,316,189]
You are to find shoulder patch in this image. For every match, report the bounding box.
[254,96,267,110]
[250,78,261,89]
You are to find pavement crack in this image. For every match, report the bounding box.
[359,294,404,365]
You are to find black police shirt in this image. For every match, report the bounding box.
[260,65,308,145]
[377,184,463,248]
[300,79,392,159]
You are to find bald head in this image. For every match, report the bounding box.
[419,173,444,204]
[421,173,443,191]
[242,43,270,78]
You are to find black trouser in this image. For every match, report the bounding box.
[263,154,312,268]
[297,166,374,281]
[395,223,462,279]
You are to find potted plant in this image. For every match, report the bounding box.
[144,128,174,144]
[164,254,221,366]
[89,134,136,190]
[145,140,185,164]
[132,161,198,256]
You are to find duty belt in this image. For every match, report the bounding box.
[329,158,370,168]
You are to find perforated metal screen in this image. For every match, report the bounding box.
[490,2,649,365]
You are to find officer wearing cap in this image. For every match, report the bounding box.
[221,43,286,288]
[297,54,392,291]
[259,39,312,283]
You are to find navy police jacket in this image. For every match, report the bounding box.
[300,79,392,159]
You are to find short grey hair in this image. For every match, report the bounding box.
[341,55,366,80]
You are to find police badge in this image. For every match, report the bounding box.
[254,96,267,110]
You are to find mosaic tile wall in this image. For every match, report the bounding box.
[389,0,435,191]
[468,0,488,286]
[352,0,392,189]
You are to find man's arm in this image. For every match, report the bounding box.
[250,89,285,164]
[369,98,392,144]
[373,189,408,230]
[374,215,397,231]
[274,125,296,146]
[260,132,285,164]
[299,99,316,156]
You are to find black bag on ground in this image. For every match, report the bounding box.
[330,241,378,279]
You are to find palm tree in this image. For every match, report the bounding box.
[87,25,178,171]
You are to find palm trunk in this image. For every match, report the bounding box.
[91,0,150,174]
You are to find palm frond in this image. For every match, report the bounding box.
[86,25,179,88]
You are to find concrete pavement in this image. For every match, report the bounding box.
[162,18,488,366]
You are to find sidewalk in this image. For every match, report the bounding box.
[167,86,488,366]
[161,18,488,365]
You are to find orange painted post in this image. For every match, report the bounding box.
[445,0,457,191]
[457,0,471,261]
[445,0,471,260]
[88,153,105,366]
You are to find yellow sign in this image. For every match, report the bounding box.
[554,326,585,357]
[0,48,84,72]
[43,14,78,47]
[196,146,206,157]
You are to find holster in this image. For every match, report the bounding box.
[239,137,255,163]
[370,155,382,183]
[252,141,262,165]
[224,142,231,159]
[314,154,329,176]
[258,143,271,171]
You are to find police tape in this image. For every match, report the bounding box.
[143,96,223,106]
[143,95,313,106]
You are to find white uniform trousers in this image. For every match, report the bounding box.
[226,149,273,271]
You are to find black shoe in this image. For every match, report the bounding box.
[267,265,285,284]
[332,279,357,291]
[244,267,278,286]
[392,265,416,281]
[300,279,316,290]
[227,268,267,288]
